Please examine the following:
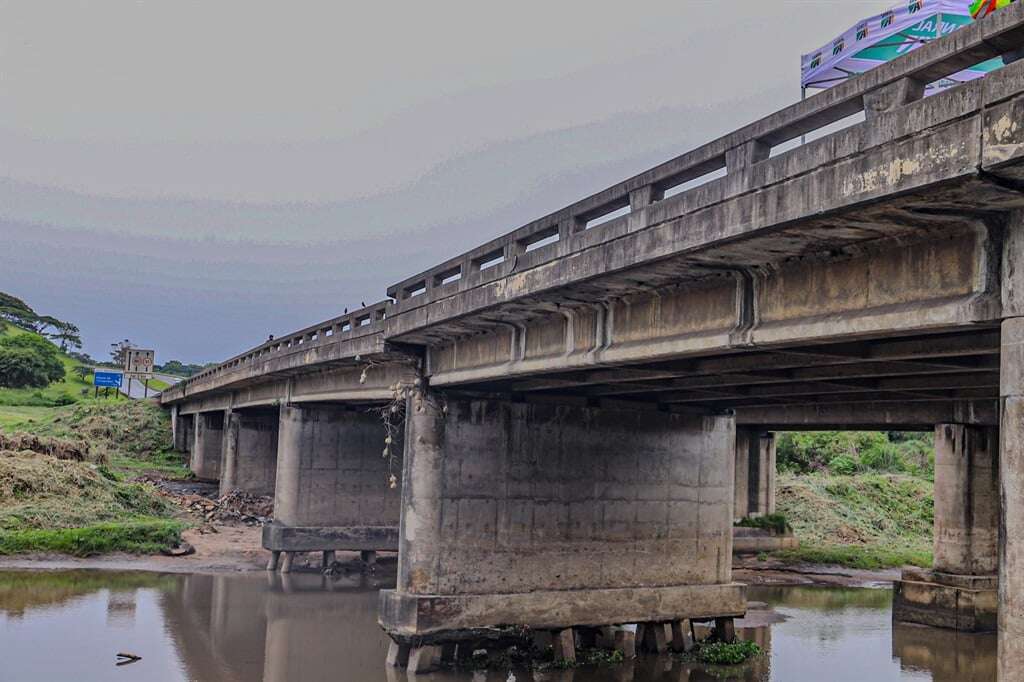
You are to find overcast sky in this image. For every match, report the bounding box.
[0,0,886,363]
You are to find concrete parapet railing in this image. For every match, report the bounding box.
[384,4,1024,314]
[160,300,391,402]
[162,5,1024,403]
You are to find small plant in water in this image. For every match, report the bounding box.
[692,640,763,666]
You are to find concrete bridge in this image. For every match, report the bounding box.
[161,7,1024,676]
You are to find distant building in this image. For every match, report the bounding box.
[124,348,155,376]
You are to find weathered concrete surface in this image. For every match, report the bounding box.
[261,523,398,553]
[220,408,279,497]
[191,411,224,482]
[268,404,400,553]
[894,423,999,632]
[933,424,999,576]
[173,411,194,453]
[380,391,741,637]
[1000,210,1024,680]
[380,583,745,640]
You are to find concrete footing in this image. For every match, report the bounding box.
[380,583,745,642]
[732,526,798,553]
[893,568,997,632]
[262,523,398,573]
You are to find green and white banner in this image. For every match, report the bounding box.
[801,0,1003,92]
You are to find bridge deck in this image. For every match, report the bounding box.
[162,6,1024,428]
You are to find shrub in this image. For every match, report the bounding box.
[0,335,65,389]
[828,454,859,475]
[695,640,762,665]
[736,513,791,534]
[859,441,907,473]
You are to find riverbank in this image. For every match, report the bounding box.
[0,540,895,589]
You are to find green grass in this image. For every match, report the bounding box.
[773,472,934,569]
[140,377,170,392]
[111,452,191,479]
[0,406,55,431]
[773,545,932,570]
[0,519,182,556]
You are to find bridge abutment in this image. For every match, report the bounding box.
[191,411,225,482]
[894,423,998,632]
[220,408,279,497]
[262,403,401,572]
[379,390,745,670]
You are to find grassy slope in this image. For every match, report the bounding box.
[0,336,189,554]
[774,472,934,569]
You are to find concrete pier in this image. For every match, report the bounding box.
[262,403,401,571]
[173,410,194,453]
[1001,210,1024,681]
[379,390,745,658]
[191,411,225,482]
[893,424,998,632]
[220,408,279,497]
[733,429,776,521]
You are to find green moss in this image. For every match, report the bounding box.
[735,513,790,534]
[0,519,181,556]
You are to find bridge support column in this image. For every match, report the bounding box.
[191,411,225,482]
[1001,209,1024,681]
[261,403,401,572]
[732,429,791,554]
[220,408,279,497]
[173,410,193,453]
[894,424,998,632]
[733,429,775,521]
[379,391,745,669]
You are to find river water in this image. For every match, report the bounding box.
[0,569,995,681]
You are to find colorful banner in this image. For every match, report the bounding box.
[801,0,1004,92]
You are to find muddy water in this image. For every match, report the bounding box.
[0,570,995,682]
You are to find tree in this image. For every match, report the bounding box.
[0,292,39,332]
[0,334,65,389]
[73,365,92,381]
[50,321,82,352]
[110,339,133,366]
[33,315,63,336]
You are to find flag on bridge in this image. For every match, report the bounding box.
[801,0,1004,94]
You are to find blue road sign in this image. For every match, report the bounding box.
[94,371,123,388]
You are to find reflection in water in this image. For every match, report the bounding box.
[0,572,997,682]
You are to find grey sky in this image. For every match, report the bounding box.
[0,0,883,362]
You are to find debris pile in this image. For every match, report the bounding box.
[143,479,273,527]
[0,432,93,463]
